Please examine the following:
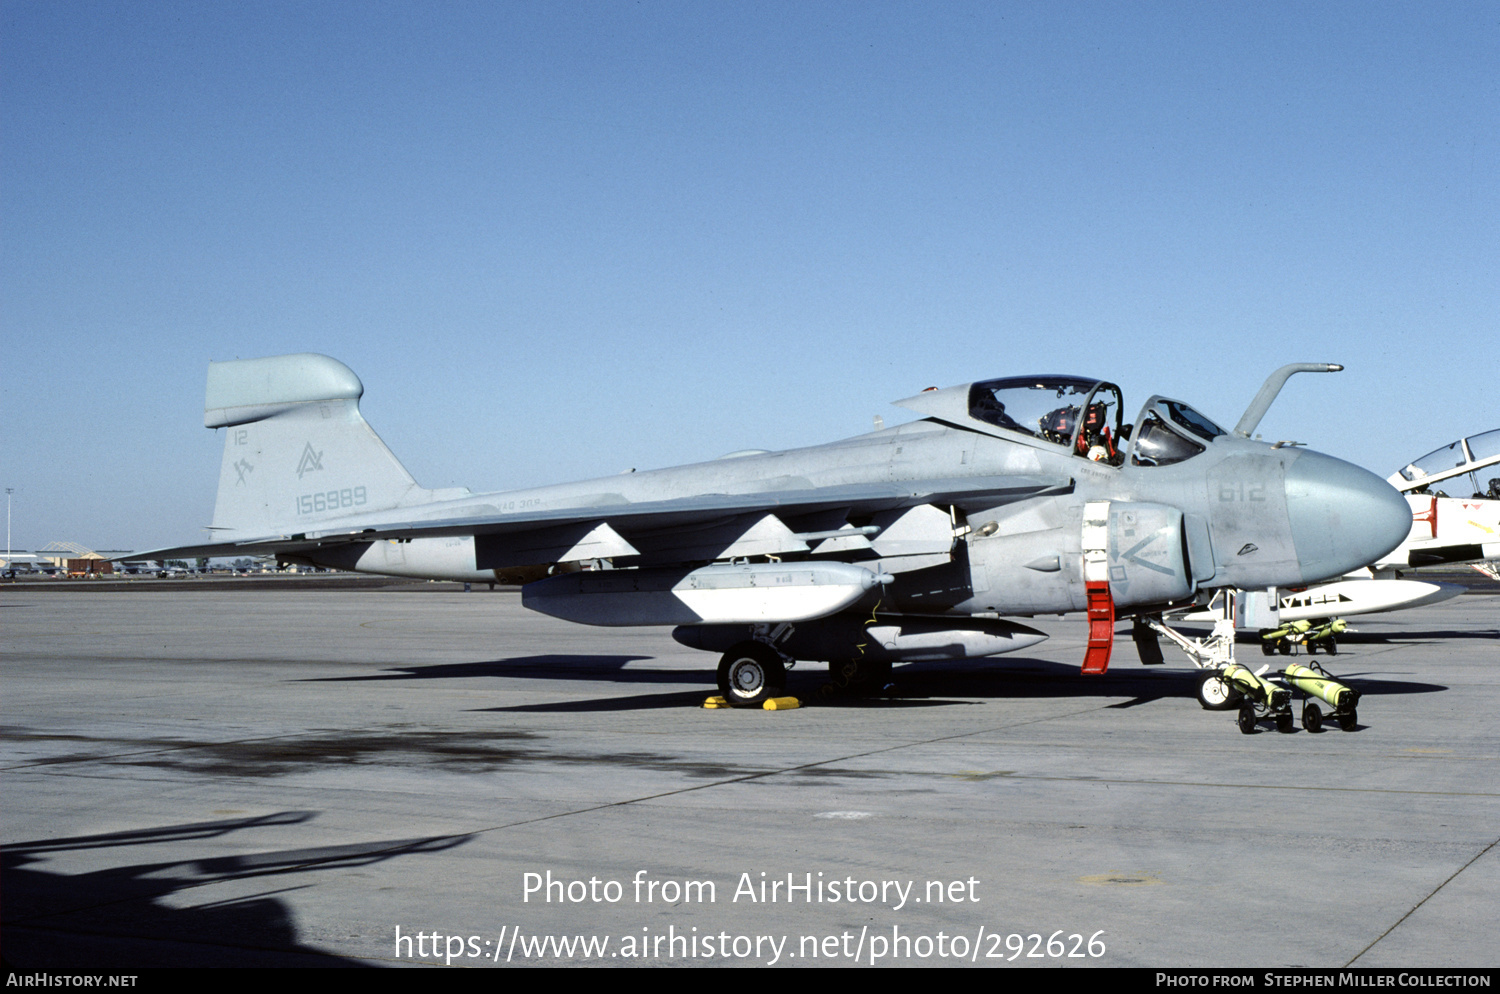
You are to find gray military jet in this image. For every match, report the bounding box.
[127,355,1411,707]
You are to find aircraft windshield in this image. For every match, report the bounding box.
[1128,397,1221,468]
[969,377,1100,445]
[1132,413,1205,467]
[1162,401,1226,442]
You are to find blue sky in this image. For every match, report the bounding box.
[3,1,1496,551]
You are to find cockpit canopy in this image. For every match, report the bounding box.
[968,376,1126,464]
[1130,398,1228,468]
[1391,428,1500,498]
[962,376,1226,468]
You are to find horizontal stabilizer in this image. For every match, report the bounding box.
[205,353,364,429]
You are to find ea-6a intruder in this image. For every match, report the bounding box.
[128,355,1411,707]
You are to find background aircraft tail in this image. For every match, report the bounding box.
[205,353,466,540]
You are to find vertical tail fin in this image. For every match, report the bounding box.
[206,354,464,539]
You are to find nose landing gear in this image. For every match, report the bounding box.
[1141,593,1363,735]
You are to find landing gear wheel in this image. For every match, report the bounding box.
[1276,713,1295,733]
[1237,703,1258,735]
[1338,708,1358,732]
[717,642,787,708]
[1303,702,1323,733]
[1196,670,1243,711]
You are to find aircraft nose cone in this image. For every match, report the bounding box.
[1284,450,1412,583]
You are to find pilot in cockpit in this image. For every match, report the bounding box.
[1078,402,1119,465]
[1040,402,1123,465]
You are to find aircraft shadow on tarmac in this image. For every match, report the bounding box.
[305,653,721,711]
[306,653,665,683]
[0,811,467,969]
[299,652,1448,713]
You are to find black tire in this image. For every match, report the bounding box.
[1306,642,1317,655]
[1325,639,1338,656]
[1237,703,1258,734]
[1338,709,1358,731]
[1303,703,1323,733]
[1278,641,1292,656]
[717,642,787,708]
[1276,713,1295,733]
[1197,670,1243,711]
[1261,640,1276,656]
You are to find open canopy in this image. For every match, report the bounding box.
[1392,429,1500,497]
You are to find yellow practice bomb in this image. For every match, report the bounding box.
[1221,664,1290,710]
[1264,619,1312,642]
[1283,663,1358,710]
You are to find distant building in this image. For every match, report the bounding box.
[37,542,114,577]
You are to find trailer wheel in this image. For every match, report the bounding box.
[1303,703,1323,733]
[1237,704,1258,734]
[1338,709,1358,731]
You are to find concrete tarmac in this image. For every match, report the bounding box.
[2,581,1496,968]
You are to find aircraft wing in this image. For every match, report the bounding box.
[124,474,1071,566]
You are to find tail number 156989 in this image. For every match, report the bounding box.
[297,486,367,515]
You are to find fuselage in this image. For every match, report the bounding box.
[296,381,1411,622]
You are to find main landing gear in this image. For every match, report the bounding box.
[715,641,787,707]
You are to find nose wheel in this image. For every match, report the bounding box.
[1196,670,1243,711]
